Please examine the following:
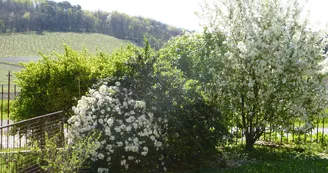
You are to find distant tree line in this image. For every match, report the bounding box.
[0,0,184,48]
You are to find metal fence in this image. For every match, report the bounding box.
[0,71,20,124]
[0,111,65,173]
[231,118,327,146]
[0,70,327,172]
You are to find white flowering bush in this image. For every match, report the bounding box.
[68,81,165,172]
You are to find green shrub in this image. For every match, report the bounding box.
[12,45,133,120]
[31,132,100,173]
[68,41,228,172]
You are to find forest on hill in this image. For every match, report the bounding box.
[0,0,184,48]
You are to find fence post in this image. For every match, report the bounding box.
[40,118,44,149]
[14,85,16,98]
[7,71,11,122]
[292,123,295,142]
[269,123,271,142]
[286,123,289,143]
[280,130,283,145]
[241,129,244,144]
[61,114,66,147]
[310,128,312,142]
[1,85,3,149]
[322,118,325,144]
[6,71,11,150]
[317,118,319,143]
[236,127,238,145]
[297,121,301,143]
[241,128,244,144]
[263,127,266,141]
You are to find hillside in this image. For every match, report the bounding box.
[0,32,131,58]
[0,32,131,84]
[0,0,183,49]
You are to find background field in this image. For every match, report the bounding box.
[0,64,22,85]
[0,32,132,84]
[0,32,131,58]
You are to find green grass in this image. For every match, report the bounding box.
[0,100,15,120]
[199,145,328,173]
[216,158,328,173]
[0,32,131,58]
[0,151,36,172]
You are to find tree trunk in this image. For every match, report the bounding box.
[245,134,256,151]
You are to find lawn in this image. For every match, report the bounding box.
[217,156,328,173]
[0,100,14,120]
[199,145,328,173]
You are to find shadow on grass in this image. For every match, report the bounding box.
[203,145,328,173]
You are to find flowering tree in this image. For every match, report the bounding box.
[201,0,328,150]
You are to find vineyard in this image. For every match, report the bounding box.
[0,32,131,58]
[0,32,132,84]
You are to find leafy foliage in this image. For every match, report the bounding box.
[160,31,225,86]
[31,132,100,173]
[68,41,228,172]
[201,0,328,150]
[12,45,130,120]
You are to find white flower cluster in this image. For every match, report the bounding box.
[201,0,328,134]
[68,82,165,172]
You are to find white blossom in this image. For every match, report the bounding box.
[68,82,166,171]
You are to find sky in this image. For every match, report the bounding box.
[53,0,328,31]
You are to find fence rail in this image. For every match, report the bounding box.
[230,118,327,146]
[0,92,20,100]
[0,111,66,173]
[0,70,327,172]
[1,71,20,122]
